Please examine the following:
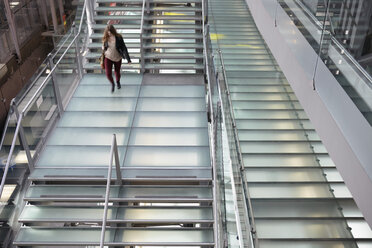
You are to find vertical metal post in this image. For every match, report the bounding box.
[49,0,59,34]
[4,0,22,61]
[85,0,94,38]
[47,54,64,115]
[146,0,150,14]
[58,0,65,28]
[38,0,49,29]
[113,136,122,185]
[73,23,83,79]
[12,103,34,172]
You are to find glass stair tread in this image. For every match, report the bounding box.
[36,145,126,167]
[96,6,202,12]
[144,43,203,49]
[86,52,141,59]
[239,141,327,154]
[14,228,214,246]
[230,92,297,101]
[232,101,303,110]
[144,53,203,59]
[124,146,211,167]
[145,64,204,70]
[0,205,14,221]
[143,33,203,39]
[29,168,212,182]
[92,24,141,30]
[243,154,334,167]
[95,7,142,12]
[95,16,142,20]
[236,120,314,130]
[140,85,205,97]
[133,112,207,127]
[249,183,352,199]
[143,24,202,29]
[97,0,202,3]
[129,127,209,146]
[258,241,372,248]
[19,206,213,223]
[47,127,130,146]
[24,185,213,202]
[229,85,293,92]
[88,43,140,49]
[80,74,143,85]
[74,85,140,97]
[0,227,9,244]
[84,63,141,70]
[57,112,134,127]
[245,168,342,182]
[251,199,364,218]
[147,16,202,21]
[136,98,206,111]
[234,110,308,120]
[66,97,137,111]
[90,33,140,39]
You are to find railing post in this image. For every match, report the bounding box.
[73,22,83,79]
[12,102,34,172]
[113,135,122,185]
[47,53,64,115]
[140,0,146,73]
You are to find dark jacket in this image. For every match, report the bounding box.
[104,35,131,63]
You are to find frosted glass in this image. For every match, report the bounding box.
[229,85,293,93]
[140,85,205,97]
[36,145,126,167]
[66,97,136,111]
[256,219,352,238]
[243,154,334,167]
[228,78,288,85]
[47,127,130,146]
[249,183,333,198]
[231,93,297,101]
[124,146,210,167]
[233,101,303,110]
[238,130,320,141]
[245,168,326,182]
[133,112,207,127]
[58,112,134,127]
[74,85,140,97]
[80,74,143,85]
[129,128,209,146]
[240,142,326,154]
[136,98,205,111]
[236,120,314,130]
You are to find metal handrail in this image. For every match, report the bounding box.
[140,0,146,71]
[202,23,219,247]
[294,0,372,89]
[0,113,23,198]
[100,134,122,248]
[217,49,259,248]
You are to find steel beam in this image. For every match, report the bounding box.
[3,0,22,61]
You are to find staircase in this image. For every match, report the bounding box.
[209,0,372,246]
[13,73,216,246]
[85,0,204,73]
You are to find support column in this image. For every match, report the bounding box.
[3,0,21,61]
[85,0,95,37]
[57,0,65,28]
[49,0,59,34]
[38,0,49,29]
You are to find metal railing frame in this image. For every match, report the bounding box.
[217,49,259,248]
[100,134,122,248]
[140,0,146,72]
[0,0,88,199]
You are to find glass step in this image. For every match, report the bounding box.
[133,112,207,127]
[74,85,140,97]
[237,130,320,141]
[229,85,293,92]
[236,119,314,130]
[227,78,288,85]
[239,141,327,154]
[129,127,209,146]
[234,110,308,120]
[249,183,352,199]
[58,112,134,128]
[243,154,334,167]
[19,206,213,223]
[136,98,205,111]
[232,101,303,110]
[14,228,214,246]
[47,127,130,146]
[124,146,210,167]
[230,93,297,101]
[80,74,142,85]
[140,85,205,97]
[36,145,126,167]
[29,168,212,182]
[25,185,213,202]
[67,97,137,111]
[252,198,363,217]
[258,240,372,248]
[245,168,342,182]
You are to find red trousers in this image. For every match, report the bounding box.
[104,58,122,85]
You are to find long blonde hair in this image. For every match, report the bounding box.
[102,24,122,43]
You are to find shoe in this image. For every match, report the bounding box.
[111,84,115,93]
[116,81,121,89]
